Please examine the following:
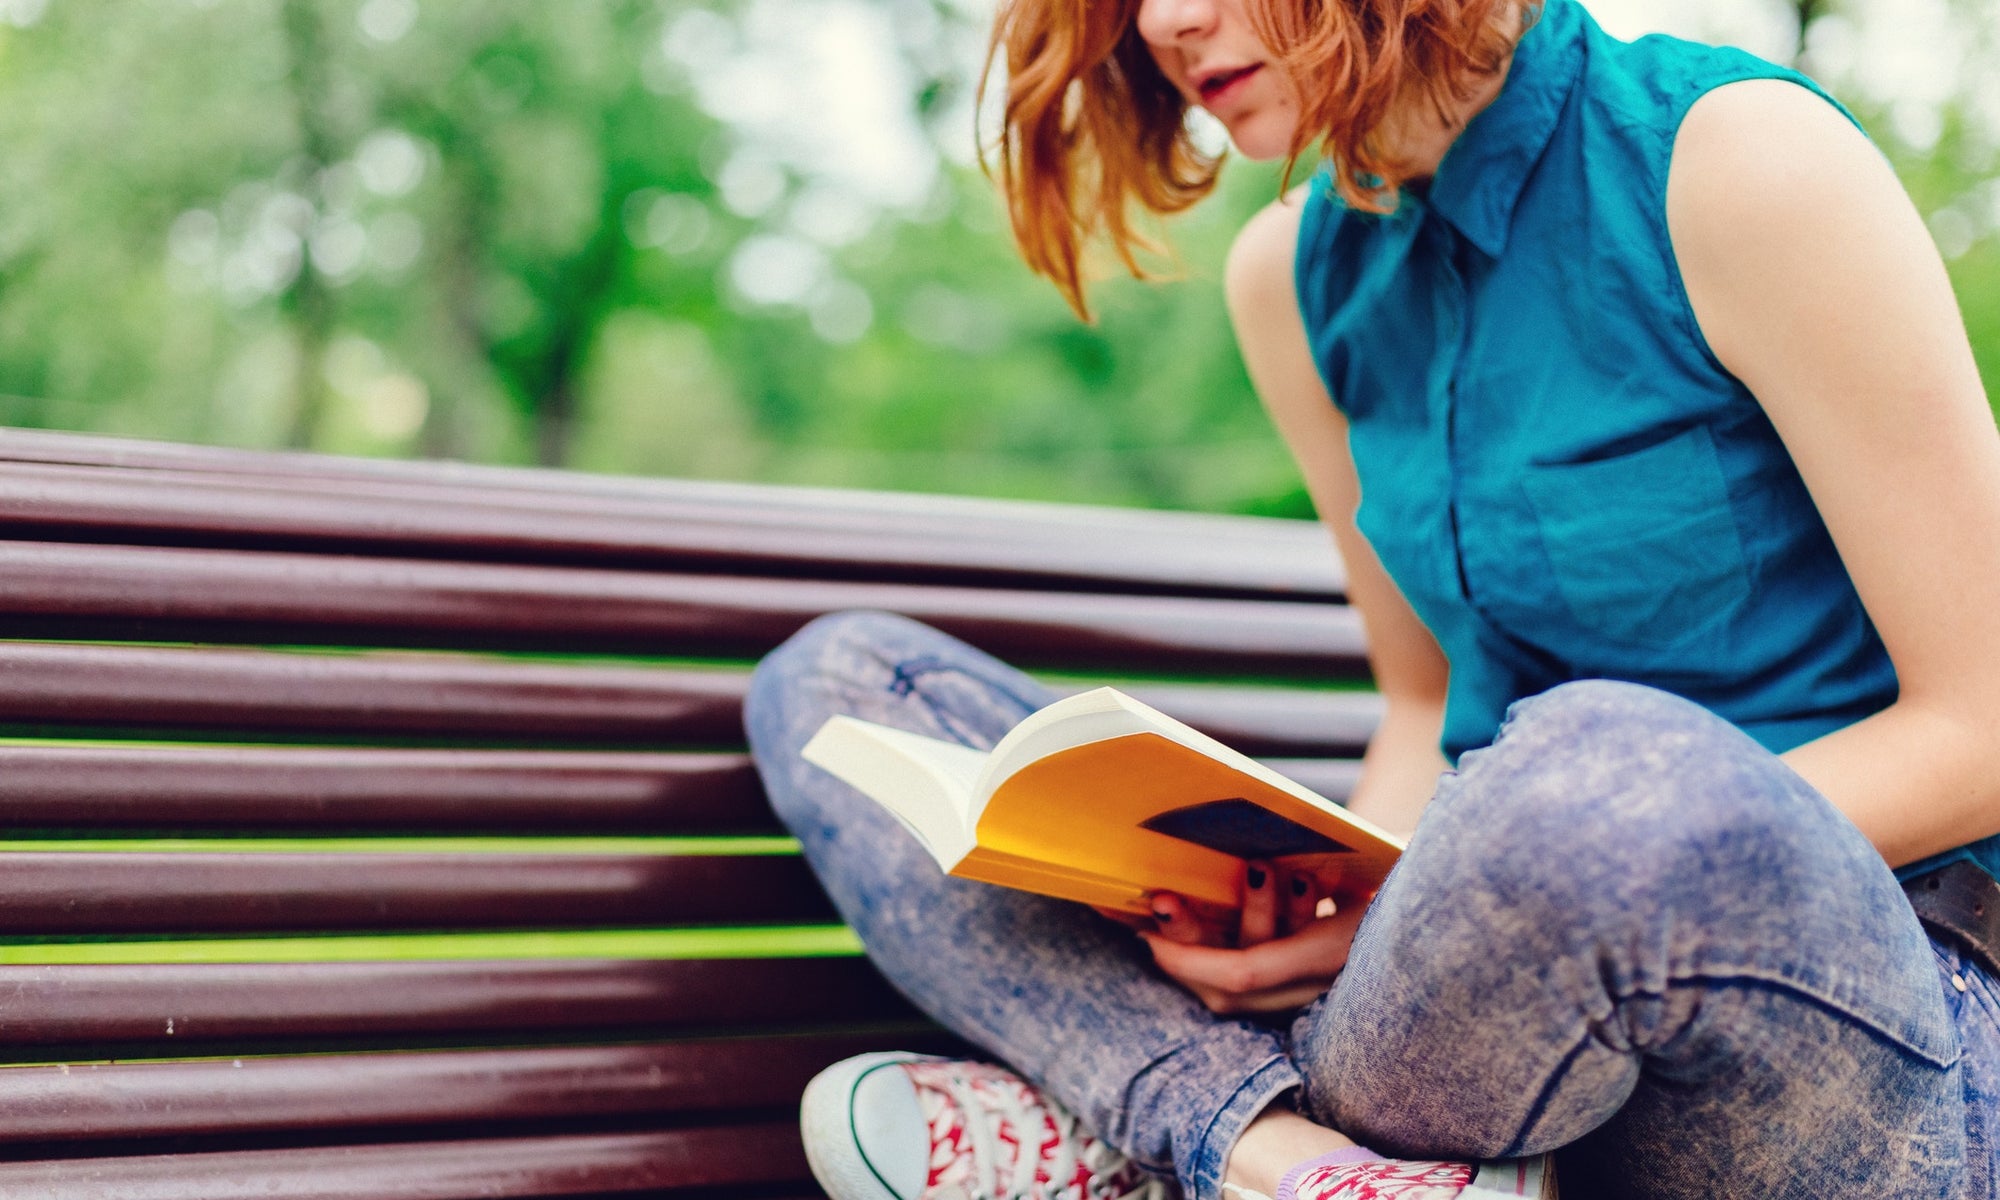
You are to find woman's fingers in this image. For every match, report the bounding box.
[1146,891,1244,946]
[1146,916,1351,991]
[1139,911,1360,1014]
[1144,896,1200,944]
[1090,904,1156,932]
[1283,870,1318,935]
[1238,861,1279,946]
[1190,980,1332,1016]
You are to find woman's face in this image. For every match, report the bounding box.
[1134,0,1300,161]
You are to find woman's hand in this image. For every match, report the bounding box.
[1137,863,1367,1015]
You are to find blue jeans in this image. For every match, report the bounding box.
[745,611,2000,1199]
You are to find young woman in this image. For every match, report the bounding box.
[744,0,2000,1195]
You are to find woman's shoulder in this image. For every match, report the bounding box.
[1666,76,1878,256]
[1671,76,1871,174]
[1667,76,1916,375]
[1573,22,1850,159]
[1224,184,1313,320]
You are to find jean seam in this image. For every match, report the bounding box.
[1503,1030,1594,1158]
[1189,1054,1302,1200]
[1495,966,1963,1159]
[1636,969,1962,1071]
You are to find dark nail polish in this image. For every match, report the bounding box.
[1291,875,1309,897]
[1247,867,1266,889]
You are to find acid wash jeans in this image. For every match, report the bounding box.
[745,611,2000,1200]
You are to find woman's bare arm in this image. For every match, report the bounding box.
[1134,191,1457,1015]
[1225,191,1452,840]
[1671,79,2000,866]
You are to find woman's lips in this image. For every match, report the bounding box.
[1198,64,1261,106]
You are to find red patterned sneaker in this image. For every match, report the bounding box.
[800,1052,1170,1200]
[1278,1149,1555,1200]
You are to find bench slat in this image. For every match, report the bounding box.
[0,959,917,1045]
[0,461,1340,601]
[0,1122,808,1199]
[0,853,833,933]
[0,643,1379,755]
[0,540,1366,678]
[0,1033,955,1143]
[0,747,1360,833]
[0,428,1345,598]
[0,746,770,833]
[0,643,748,745]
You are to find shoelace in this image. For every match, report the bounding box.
[1079,1139,1169,1200]
[934,1066,1168,1200]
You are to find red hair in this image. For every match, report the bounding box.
[982,0,1526,318]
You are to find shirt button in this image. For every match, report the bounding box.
[1954,974,1969,993]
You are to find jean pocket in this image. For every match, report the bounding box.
[1521,425,1751,651]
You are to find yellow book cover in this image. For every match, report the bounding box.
[800,687,1404,915]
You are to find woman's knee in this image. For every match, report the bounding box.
[1451,680,1791,833]
[1415,680,1867,921]
[748,611,936,729]
[746,608,1049,772]
[753,609,931,690]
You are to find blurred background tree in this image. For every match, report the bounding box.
[0,0,1993,516]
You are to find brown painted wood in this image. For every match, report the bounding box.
[0,428,1346,600]
[0,643,749,744]
[0,744,1359,834]
[0,853,833,934]
[0,1033,955,1143]
[0,746,773,833]
[0,459,1342,601]
[0,1122,809,1198]
[0,430,1391,1187]
[0,959,918,1045]
[0,642,1380,755]
[0,745,1360,832]
[0,540,1366,679]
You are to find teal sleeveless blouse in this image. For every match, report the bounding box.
[1293,0,1989,879]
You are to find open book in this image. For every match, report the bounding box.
[801,687,1404,915]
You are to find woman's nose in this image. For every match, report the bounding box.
[1134,0,1217,48]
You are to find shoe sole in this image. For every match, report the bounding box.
[1465,1155,1557,1199]
[800,1050,938,1200]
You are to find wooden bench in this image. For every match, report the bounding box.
[0,427,1377,1197]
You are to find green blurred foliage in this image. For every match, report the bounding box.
[0,0,1993,518]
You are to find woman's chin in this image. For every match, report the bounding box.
[1221,111,1301,162]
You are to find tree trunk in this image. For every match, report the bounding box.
[536,383,575,468]
[279,0,337,450]
[1791,0,1830,70]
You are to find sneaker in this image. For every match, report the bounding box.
[800,1052,1170,1200]
[1281,1153,1557,1200]
[1464,1157,1556,1199]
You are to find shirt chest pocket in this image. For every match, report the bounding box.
[1519,425,1751,652]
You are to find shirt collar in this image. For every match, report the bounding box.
[1424,0,1586,258]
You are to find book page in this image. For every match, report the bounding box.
[801,717,988,867]
[976,687,1134,798]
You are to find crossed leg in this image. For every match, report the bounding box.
[748,614,1977,1200]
